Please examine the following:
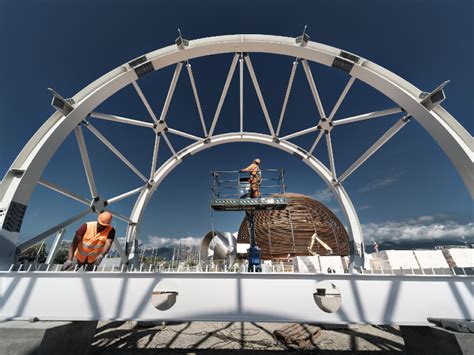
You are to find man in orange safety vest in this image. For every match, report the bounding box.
[63,211,116,271]
[240,158,262,198]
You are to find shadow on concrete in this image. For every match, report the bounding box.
[90,321,406,354]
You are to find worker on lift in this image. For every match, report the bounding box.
[62,211,115,271]
[240,158,262,198]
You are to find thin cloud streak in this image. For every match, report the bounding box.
[358,174,401,193]
[312,188,334,203]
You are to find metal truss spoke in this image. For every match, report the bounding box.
[277,60,299,136]
[74,126,98,198]
[38,178,90,206]
[167,127,202,141]
[150,134,161,180]
[209,54,239,137]
[45,228,66,265]
[132,81,159,123]
[333,107,402,126]
[85,122,147,182]
[302,60,326,119]
[281,125,320,141]
[239,55,244,133]
[186,63,207,136]
[325,132,337,180]
[162,132,177,157]
[159,62,183,122]
[108,185,146,205]
[109,210,134,224]
[17,208,92,253]
[328,76,355,121]
[244,55,276,137]
[89,112,155,129]
[308,130,324,156]
[113,237,128,263]
[339,116,411,182]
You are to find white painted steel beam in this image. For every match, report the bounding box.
[277,60,299,136]
[186,63,207,136]
[45,228,66,265]
[85,122,148,182]
[74,126,98,199]
[149,134,160,180]
[112,237,127,264]
[107,185,146,205]
[328,77,355,121]
[209,54,239,137]
[38,178,90,206]
[239,55,244,133]
[281,125,319,141]
[159,63,183,123]
[132,81,159,123]
[109,210,134,224]
[89,112,155,129]
[17,209,92,253]
[308,130,324,156]
[326,132,337,180]
[162,133,177,157]
[302,60,326,119]
[333,107,403,126]
[0,271,471,324]
[167,128,202,141]
[339,117,410,183]
[244,55,276,137]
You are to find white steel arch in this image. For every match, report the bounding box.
[125,132,364,267]
[0,34,472,271]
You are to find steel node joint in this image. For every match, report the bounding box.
[153,120,168,135]
[90,196,108,213]
[319,118,333,133]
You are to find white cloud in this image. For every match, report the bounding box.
[362,215,474,243]
[312,188,334,203]
[142,235,201,249]
[358,174,400,193]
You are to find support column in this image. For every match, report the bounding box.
[246,210,261,272]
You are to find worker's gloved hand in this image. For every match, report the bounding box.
[94,255,104,266]
[62,259,73,271]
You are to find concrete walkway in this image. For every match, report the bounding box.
[91,321,406,354]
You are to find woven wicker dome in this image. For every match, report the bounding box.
[237,193,349,259]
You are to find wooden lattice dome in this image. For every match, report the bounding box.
[237,193,350,259]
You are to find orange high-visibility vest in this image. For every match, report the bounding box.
[75,222,112,263]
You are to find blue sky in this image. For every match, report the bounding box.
[0,0,472,249]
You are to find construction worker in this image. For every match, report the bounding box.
[240,158,262,198]
[63,211,115,271]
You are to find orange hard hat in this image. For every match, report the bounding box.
[98,211,112,226]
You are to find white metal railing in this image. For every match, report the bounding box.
[6,262,472,276]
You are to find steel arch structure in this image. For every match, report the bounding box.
[0,34,472,271]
